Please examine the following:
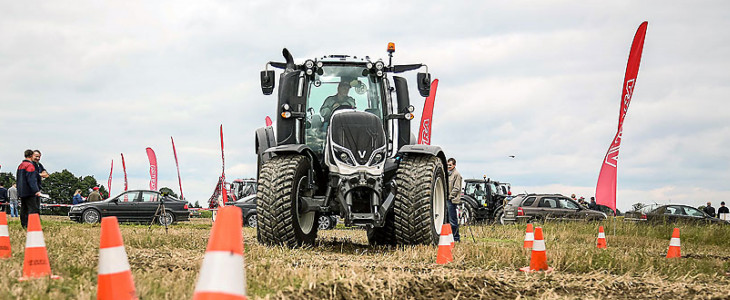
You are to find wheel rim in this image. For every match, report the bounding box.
[432,176,446,234]
[248,215,257,228]
[296,176,315,234]
[318,215,330,230]
[84,210,99,223]
[160,212,173,225]
[458,204,470,225]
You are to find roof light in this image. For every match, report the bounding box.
[375,61,384,70]
[316,61,323,68]
[387,42,395,53]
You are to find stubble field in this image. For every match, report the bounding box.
[1,215,729,299]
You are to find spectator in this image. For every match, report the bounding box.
[8,183,19,218]
[0,183,7,213]
[87,187,102,202]
[17,149,42,229]
[703,202,716,218]
[72,189,84,205]
[717,202,729,219]
[447,158,462,242]
[589,197,597,210]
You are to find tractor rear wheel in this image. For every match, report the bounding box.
[256,154,318,248]
[392,155,447,245]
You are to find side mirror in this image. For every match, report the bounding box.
[111,198,118,203]
[260,70,275,95]
[416,72,431,97]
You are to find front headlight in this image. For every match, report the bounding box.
[368,146,387,166]
[333,144,355,166]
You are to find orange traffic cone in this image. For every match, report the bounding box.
[98,217,137,300]
[596,226,607,249]
[19,214,60,280]
[193,206,247,300]
[436,224,453,264]
[0,212,10,258]
[442,223,455,248]
[523,224,534,249]
[666,228,681,258]
[519,227,553,273]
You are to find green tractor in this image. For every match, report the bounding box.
[254,44,449,247]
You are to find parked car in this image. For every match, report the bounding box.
[69,190,190,225]
[624,204,728,225]
[228,195,258,227]
[318,215,339,230]
[501,194,607,224]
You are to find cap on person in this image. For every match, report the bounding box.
[722,201,726,206]
[93,187,100,190]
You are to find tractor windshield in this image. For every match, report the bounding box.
[305,65,384,153]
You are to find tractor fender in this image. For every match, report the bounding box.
[397,145,448,175]
[263,144,326,189]
[460,194,480,210]
[255,126,277,163]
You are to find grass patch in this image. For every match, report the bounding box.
[0,216,728,299]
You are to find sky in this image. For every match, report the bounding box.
[1,1,728,212]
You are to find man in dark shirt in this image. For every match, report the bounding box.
[17,149,42,229]
[703,202,716,218]
[0,183,7,213]
[319,81,356,122]
[717,202,729,220]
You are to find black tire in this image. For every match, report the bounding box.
[82,209,101,224]
[367,213,396,246]
[496,209,505,225]
[159,210,175,226]
[256,154,318,248]
[329,216,338,229]
[245,214,258,228]
[392,155,447,245]
[458,203,475,226]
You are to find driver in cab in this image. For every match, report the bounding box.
[320,80,356,121]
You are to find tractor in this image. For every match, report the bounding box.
[254,44,449,247]
[458,176,512,225]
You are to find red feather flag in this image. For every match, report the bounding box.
[219,125,228,205]
[265,116,273,127]
[146,147,158,191]
[418,79,439,145]
[121,153,128,202]
[107,160,113,198]
[595,22,648,214]
[171,136,184,200]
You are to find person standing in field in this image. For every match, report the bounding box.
[72,189,84,205]
[447,158,462,242]
[0,183,7,213]
[717,202,729,220]
[87,187,102,202]
[703,202,716,218]
[17,149,42,229]
[8,183,19,218]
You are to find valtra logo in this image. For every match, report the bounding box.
[420,118,431,145]
[149,165,157,190]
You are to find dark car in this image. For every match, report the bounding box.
[502,194,607,224]
[624,204,728,225]
[69,190,190,225]
[228,195,257,227]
